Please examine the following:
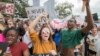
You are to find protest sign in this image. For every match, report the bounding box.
[4,3,15,15]
[35,16,49,32]
[26,7,49,32]
[50,19,66,29]
[25,7,46,19]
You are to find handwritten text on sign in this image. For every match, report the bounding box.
[25,7,45,19]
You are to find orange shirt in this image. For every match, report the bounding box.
[29,29,56,54]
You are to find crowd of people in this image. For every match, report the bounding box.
[0,0,100,56]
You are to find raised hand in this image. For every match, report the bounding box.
[82,0,90,11]
[83,0,90,5]
[81,0,94,33]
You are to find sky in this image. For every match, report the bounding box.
[28,0,100,18]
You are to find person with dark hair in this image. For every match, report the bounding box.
[29,14,57,56]
[60,0,94,56]
[17,27,25,41]
[22,20,33,55]
[53,29,61,51]
[81,22,90,56]
[16,20,25,42]
[3,27,30,56]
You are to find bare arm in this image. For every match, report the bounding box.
[82,0,94,33]
[29,13,49,32]
[23,49,30,56]
[29,15,43,31]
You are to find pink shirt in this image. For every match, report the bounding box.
[0,33,5,42]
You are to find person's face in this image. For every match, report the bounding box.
[41,27,50,41]
[6,30,18,45]
[23,24,28,30]
[91,27,98,35]
[67,20,76,29]
[8,22,14,28]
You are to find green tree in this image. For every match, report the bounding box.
[55,1,74,19]
[15,0,29,18]
[2,0,12,2]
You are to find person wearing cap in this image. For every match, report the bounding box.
[60,0,94,56]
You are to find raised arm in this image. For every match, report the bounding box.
[28,15,43,42]
[82,0,94,33]
[29,13,49,31]
[29,15,43,31]
[28,14,49,42]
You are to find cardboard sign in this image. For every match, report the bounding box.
[35,16,49,32]
[25,7,46,19]
[5,3,15,15]
[50,19,66,29]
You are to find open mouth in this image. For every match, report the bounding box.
[44,36,48,37]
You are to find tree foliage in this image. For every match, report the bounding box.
[15,0,29,18]
[55,1,74,19]
[2,0,12,3]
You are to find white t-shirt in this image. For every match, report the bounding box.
[22,31,32,48]
[95,36,100,56]
[88,34,99,52]
[87,33,100,56]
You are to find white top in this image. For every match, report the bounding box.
[87,34,99,52]
[95,36,100,56]
[22,31,32,48]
